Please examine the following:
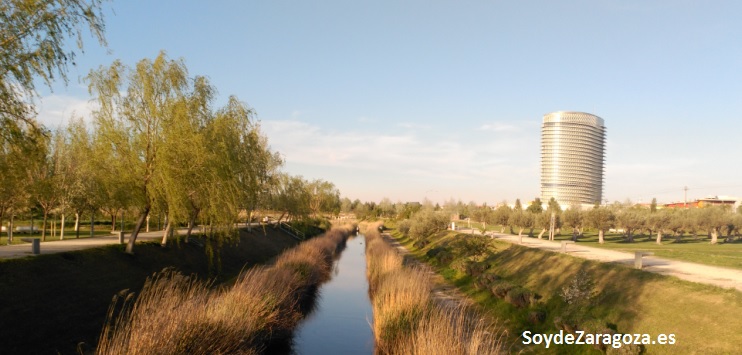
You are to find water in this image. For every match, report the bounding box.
[291,234,374,354]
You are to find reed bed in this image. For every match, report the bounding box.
[96,226,353,354]
[363,224,504,354]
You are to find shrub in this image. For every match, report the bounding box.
[397,219,412,236]
[408,209,449,240]
[465,262,489,277]
[505,286,532,308]
[560,270,595,305]
[490,280,513,298]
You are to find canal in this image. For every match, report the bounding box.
[291,234,374,354]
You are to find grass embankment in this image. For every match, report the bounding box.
[475,222,742,270]
[363,224,504,354]
[96,226,353,354]
[0,227,302,354]
[392,228,742,354]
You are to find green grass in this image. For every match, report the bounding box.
[392,228,742,354]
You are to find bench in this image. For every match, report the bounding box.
[561,241,575,253]
[634,251,654,269]
[20,238,40,255]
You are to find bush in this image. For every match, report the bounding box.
[490,281,513,299]
[505,286,532,308]
[465,262,489,277]
[408,210,449,240]
[474,272,500,290]
[397,219,412,237]
[560,270,595,306]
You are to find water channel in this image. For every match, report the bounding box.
[290,234,374,354]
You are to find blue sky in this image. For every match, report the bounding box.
[37,0,742,205]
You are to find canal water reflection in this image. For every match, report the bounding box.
[291,234,374,354]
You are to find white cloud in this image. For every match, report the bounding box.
[478,122,519,132]
[35,94,98,129]
[261,118,540,203]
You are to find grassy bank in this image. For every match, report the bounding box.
[0,227,302,354]
[391,228,742,354]
[363,223,504,354]
[96,226,353,354]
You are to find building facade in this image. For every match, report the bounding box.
[541,111,606,207]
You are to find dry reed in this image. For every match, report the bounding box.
[97,227,352,354]
[363,224,505,355]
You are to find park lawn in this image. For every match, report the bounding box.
[0,229,116,244]
[483,223,742,270]
[390,228,742,354]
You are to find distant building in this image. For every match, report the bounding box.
[541,111,606,207]
[664,196,738,209]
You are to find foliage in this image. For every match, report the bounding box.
[408,209,449,240]
[0,0,107,135]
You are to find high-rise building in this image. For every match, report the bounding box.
[541,111,605,207]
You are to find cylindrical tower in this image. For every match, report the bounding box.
[541,111,605,207]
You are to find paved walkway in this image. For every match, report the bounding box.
[457,229,742,292]
[0,229,198,259]
[0,223,272,259]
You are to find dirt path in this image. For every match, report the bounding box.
[480,230,742,292]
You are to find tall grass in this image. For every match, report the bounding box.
[97,226,353,354]
[363,223,504,354]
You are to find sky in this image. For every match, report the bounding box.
[36,0,742,205]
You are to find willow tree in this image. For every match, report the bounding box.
[153,75,215,245]
[0,125,42,242]
[0,0,106,138]
[270,173,311,223]
[203,96,279,236]
[88,52,190,254]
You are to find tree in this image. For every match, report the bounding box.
[88,52,192,254]
[526,198,543,214]
[0,0,106,135]
[562,205,584,240]
[378,197,394,218]
[535,212,550,239]
[492,204,511,233]
[648,209,671,244]
[30,131,56,241]
[307,179,340,217]
[650,198,657,213]
[697,206,730,245]
[616,208,645,242]
[586,204,615,244]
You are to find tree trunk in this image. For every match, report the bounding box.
[74,212,80,238]
[90,209,95,238]
[711,228,718,244]
[518,227,523,237]
[656,230,663,245]
[111,213,116,232]
[126,205,151,254]
[528,227,534,237]
[161,219,172,247]
[60,214,65,240]
[627,229,634,243]
[598,229,604,244]
[538,228,546,239]
[41,210,48,241]
[8,213,14,244]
